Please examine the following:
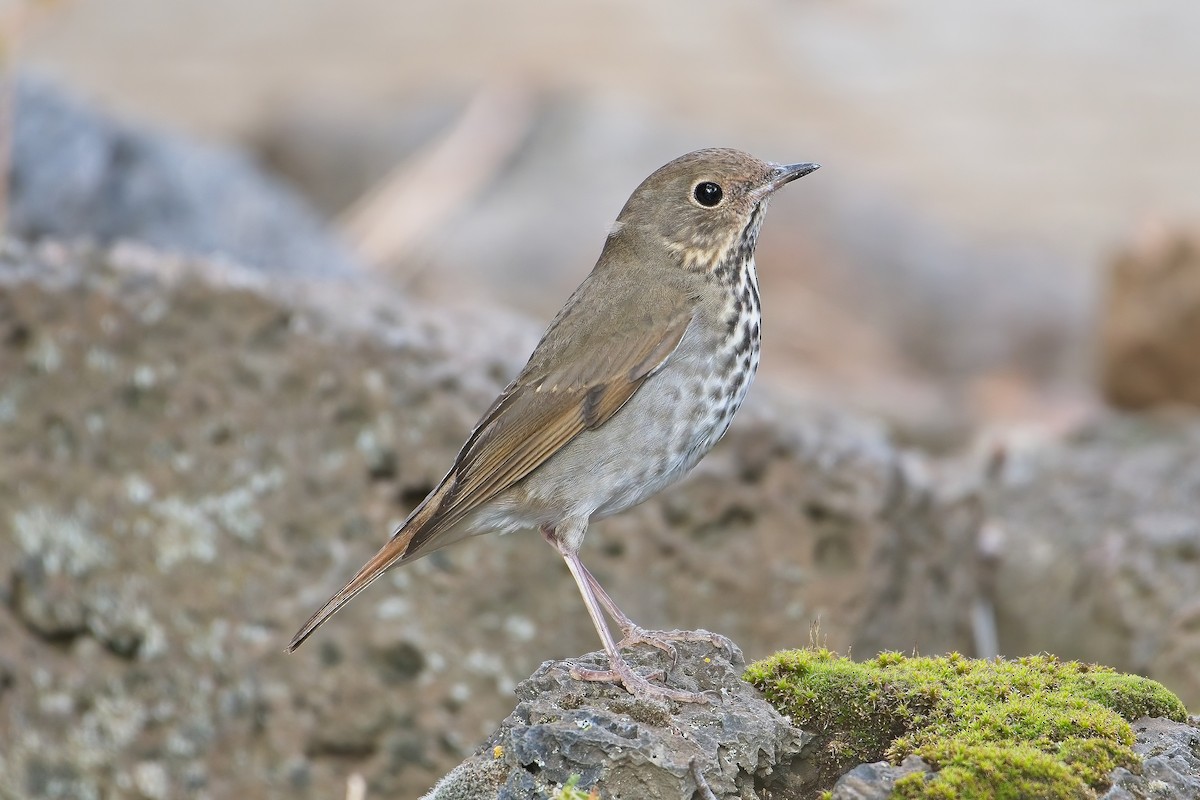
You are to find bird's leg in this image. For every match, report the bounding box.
[574,556,734,659]
[541,525,708,704]
[574,560,677,661]
[540,526,673,656]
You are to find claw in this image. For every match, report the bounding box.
[617,625,679,666]
[570,660,709,704]
[618,627,734,664]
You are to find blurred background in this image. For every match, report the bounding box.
[22,0,1200,253]
[2,1,1199,798]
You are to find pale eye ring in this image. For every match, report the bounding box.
[693,181,724,207]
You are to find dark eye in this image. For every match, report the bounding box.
[693,181,723,207]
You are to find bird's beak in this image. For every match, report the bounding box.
[767,162,820,192]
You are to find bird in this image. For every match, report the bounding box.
[287,148,819,702]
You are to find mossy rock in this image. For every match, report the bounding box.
[744,649,1188,799]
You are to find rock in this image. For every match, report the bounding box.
[10,558,90,641]
[0,239,531,799]
[424,637,814,800]
[829,756,933,800]
[432,646,1200,800]
[0,238,978,798]
[988,413,1200,708]
[1101,227,1200,409]
[8,74,361,277]
[1102,716,1200,800]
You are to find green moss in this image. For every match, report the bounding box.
[551,774,595,800]
[744,649,1187,799]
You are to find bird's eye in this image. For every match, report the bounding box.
[693,181,724,207]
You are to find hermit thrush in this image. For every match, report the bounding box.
[288,149,818,702]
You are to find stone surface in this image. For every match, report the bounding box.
[8,74,361,277]
[829,755,933,800]
[0,240,530,799]
[1,216,1197,800]
[424,637,815,800]
[1102,716,1200,800]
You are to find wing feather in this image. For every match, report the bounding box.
[405,309,695,556]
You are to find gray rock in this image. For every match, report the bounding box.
[8,74,361,277]
[423,637,815,800]
[10,559,89,640]
[830,755,932,800]
[3,238,1193,798]
[1102,717,1200,800]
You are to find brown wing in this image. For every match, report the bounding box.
[408,307,695,553]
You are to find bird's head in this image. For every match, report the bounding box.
[610,148,819,273]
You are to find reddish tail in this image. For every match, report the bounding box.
[286,483,452,652]
[285,525,417,651]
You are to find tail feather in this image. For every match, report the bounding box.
[286,483,451,652]
[286,525,418,652]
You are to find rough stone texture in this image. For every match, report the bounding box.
[0,240,530,799]
[1101,228,1200,409]
[424,638,815,800]
[988,414,1200,708]
[0,240,980,798]
[1102,716,1200,800]
[829,755,933,800]
[8,74,362,277]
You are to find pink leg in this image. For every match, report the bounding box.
[541,525,708,703]
[575,560,675,658]
[575,553,734,659]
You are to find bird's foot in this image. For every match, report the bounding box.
[619,627,735,660]
[570,659,709,704]
[616,625,680,662]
